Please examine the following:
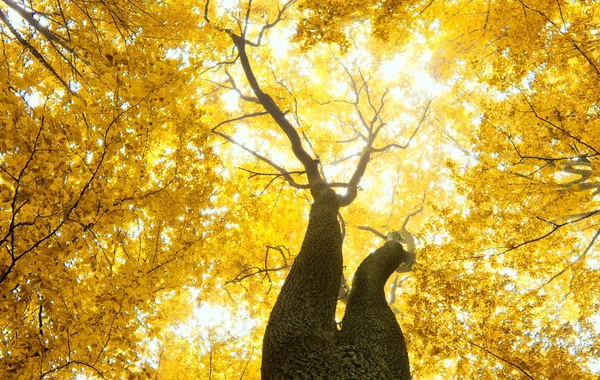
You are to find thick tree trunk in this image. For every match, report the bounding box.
[340,241,411,379]
[261,183,343,378]
[261,183,411,379]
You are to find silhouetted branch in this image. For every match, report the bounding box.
[539,228,600,288]
[358,199,424,273]
[357,226,387,240]
[2,0,67,47]
[240,168,306,180]
[517,0,600,79]
[211,111,269,132]
[456,333,535,380]
[520,92,599,155]
[0,94,144,284]
[388,274,412,307]
[0,9,72,92]
[552,210,600,225]
[212,127,311,189]
[39,360,107,379]
[206,4,428,209]
[230,34,322,185]
[239,345,255,379]
[223,67,261,103]
[239,0,297,47]
[372,99,431,152]
[463,209,600,261]
[225,245,292,293]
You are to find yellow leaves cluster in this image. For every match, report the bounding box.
[0,0,598,378]
[0,0,227,378]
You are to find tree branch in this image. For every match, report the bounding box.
[517,0,600,79]
[212,128,311,189]
[371,98,431,153]
[521,92,599,155]
[455,333,535,380]
[357,226,387,240]
[463,209,600,261]
[225,245,292,293]
[0,9,72,92]
[230,33,321,185]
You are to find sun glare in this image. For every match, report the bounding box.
[381,53,408,81]
[172,296,258,344]
[221,91,240,112]
[268,25,295,59]
[381,51,443,95]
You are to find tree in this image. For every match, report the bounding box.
[0,1,223,377]
[203,6,418,377]
[261,182,411,379]
[1,0,599,379]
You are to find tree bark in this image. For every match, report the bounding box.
[340,241,411,379]
[261,183,411,379]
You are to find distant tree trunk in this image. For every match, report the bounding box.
[262,183,411,379]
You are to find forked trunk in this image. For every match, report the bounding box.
[261,183,411,379]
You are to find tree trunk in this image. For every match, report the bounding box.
[261,183,411,379]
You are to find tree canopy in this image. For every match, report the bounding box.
[0,0,598,378]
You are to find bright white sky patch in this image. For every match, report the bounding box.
[268,25,295,59]
[214,0,238,16]
[172,302,257,343]
[381,50,443,95]
[232,123,250,143]
[589,359,600,374]
[222,91,240,111]
[586,258,600,270]
[381,53,408,81]
[192,303,229,329]
[412,70,442,95]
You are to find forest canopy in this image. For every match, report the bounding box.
[0,0,599,378]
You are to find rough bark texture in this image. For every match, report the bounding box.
[261,183,411,379]
[340,241,411,379]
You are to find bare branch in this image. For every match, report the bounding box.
[544,229,600,286]
[211,111,269,132]
[517,0,600,79]
[254,0,298,46]
[339,147,370,206]
[552,210,600,225]
[1,0,84,79]
[388,275,399,305]
[462,209,600,261]
[231,34,321,184]
[212,129,310,189]
[2,0,67,47]
[223,67,261,103]
[331,152,362,166]
[388,275,412,307]
[357,226,387,240]
[210,111,311,189]
[39,360,107,380]
[372,98,431,153]
[225,245,292,293]
[240,168,306,195]
[239,345,255,379]
[1,96,150,284]
[455,333,535,380]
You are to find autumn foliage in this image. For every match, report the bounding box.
[0,0,599,379]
